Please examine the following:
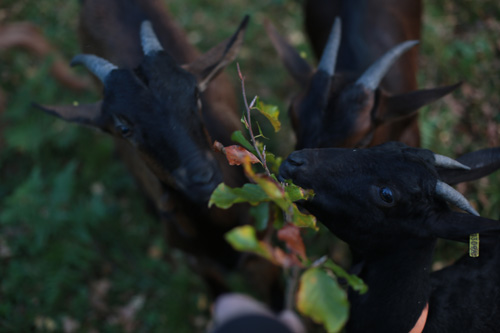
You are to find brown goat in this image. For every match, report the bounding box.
[266,0,459,149]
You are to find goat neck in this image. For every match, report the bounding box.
[349,238,435,332]
[304,0,421,92]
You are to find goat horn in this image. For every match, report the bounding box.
[434,154,471,170]
[317,17,341,76]
[435,181,479,216]
[355,40,419,90]
[71,54,117,83]
[141,20,163,54]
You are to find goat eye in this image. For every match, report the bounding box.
[379,187,394,203]
[116,124,132,138]
[370,185,396,208]
[113,115,133,138]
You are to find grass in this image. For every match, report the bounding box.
[1,0,499,331]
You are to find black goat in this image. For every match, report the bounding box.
[279,142,500,332]
[36,1,282,301]
[40,18,248,203]
[266,1,459,149]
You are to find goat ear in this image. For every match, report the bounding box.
[264,19,313,86]
[34,102,104,128]
[376,82,461,123]
[184,16,249,92]
[438,147,500,185]
[429,211,500,243]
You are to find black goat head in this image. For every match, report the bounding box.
[37,17,249,203]
[265,19,460,149]
[279,142,500,253]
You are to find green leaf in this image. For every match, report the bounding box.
[291,204,318,230]
[324,259,368,294]
[272,206,285,230]
[297,268,349,333]
[250,203,270,231]
[254,98,281,132]
[225,225,273,261]
[231,130,255,153]
[209,183,270,209]
[241,161,287,208]
[285,183,315,202]
[254,176,288,211]
[265,152,283,174]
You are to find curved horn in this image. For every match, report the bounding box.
[436,181,479,216]
[141,20,163,54]
[355,40,419,90]
[317,17,341,76]
[434,154,471,170]
[71,54,117,83]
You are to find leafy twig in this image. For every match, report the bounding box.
[237,64,298,225]
[237,63,271,177]
[237,65,302,308]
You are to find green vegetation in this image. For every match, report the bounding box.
[1,0,499,331]
[419,0,500,266]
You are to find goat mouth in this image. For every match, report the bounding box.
[277,161,299,185]
[174,180,219,204]
[185,172,223,203]
[277,173,286,183]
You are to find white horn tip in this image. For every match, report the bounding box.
[141,20,163,54]
[436,181,480,216]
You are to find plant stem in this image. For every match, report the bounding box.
[285,266,300,311]
[237,63,272,177]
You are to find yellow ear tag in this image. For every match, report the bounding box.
[469,233,479,257]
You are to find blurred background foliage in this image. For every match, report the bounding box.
[0,0,499,331]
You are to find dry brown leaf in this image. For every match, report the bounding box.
[212,140,225,153]
[224,145,260,166]
[272,247,302,269]
[277,223,307,260]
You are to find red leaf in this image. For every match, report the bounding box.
[278,223,307,259]
[272,247,302,269]
[225,145,260,166]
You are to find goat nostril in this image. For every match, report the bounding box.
[287,153,306,167]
